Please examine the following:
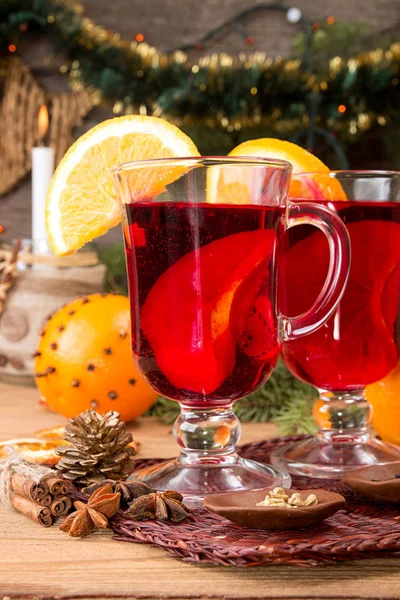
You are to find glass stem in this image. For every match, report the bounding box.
[173,404,242,465]
[314,388,372,444]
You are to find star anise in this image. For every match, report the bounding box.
[82,479,155,507]
[60,483,121,537]
[125,490,189,523]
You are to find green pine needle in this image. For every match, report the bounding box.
[235,361,314,424]
[293,20,371,62]
[145,396,180,424]
[98,243,128,294]
[273,397,318,436]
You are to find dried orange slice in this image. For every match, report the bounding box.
[0,437,50,448]
[46,116,199,256]
[0,438,64,465]
[207,138,346,203]
[34,425,66,440]
[0,429,139,466]
[1,413,139,465]
[16,448,60,466]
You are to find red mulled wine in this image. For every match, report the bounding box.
[123,202,284,405]
[280,201,400,391]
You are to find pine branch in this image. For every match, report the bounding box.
[235,361,314,424]
[145,396,180,425]
[273,396,318,436]
[98,243,128,294]
[293,20,372,61]
[146,361,317,435]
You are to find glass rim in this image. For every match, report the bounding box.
[112,155,292,173]
[294,170,400,179]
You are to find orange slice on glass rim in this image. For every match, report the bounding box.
[207,138,346,204]
[46,116,200,256]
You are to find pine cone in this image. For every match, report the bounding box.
[56,410,137,485]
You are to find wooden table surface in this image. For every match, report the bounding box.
[0,382,399,600]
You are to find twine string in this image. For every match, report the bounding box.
[0,245,20,316]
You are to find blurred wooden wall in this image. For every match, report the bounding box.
[1,0,399,245]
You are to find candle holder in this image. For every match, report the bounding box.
[0,239,106,384]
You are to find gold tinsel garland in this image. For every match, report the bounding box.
[1,0,400,140]
[57,4,400,137]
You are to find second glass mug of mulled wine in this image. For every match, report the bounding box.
[113,157,350,505]
[273,171,400,479]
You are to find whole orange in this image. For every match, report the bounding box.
[34,294,157,421]
[366,363,400,446]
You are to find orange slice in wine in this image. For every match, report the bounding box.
[141,230,276,394]
[281,220,400,388]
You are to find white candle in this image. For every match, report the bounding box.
[32,105,54,251]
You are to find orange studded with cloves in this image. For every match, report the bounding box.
[34,293,157,422]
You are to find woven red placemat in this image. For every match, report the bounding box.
[111,436,400,567]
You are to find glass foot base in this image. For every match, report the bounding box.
[129,454,291,507]
[271,435,400,479]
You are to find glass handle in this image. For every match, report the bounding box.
[281,201,351,340]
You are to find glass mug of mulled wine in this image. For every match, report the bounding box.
[113,157,350,505]
[272,171,400,478]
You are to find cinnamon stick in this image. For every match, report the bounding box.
[11,493,53,527]
[50,495,72,517]
[35,493,53,506]
[45,476,71,497]
[10,472,51,505]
